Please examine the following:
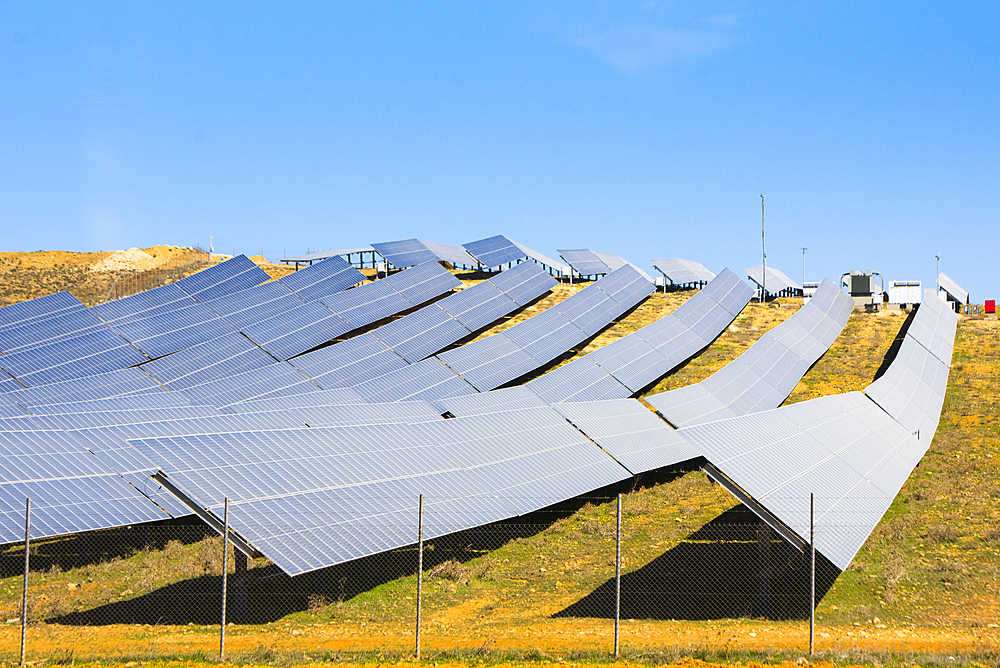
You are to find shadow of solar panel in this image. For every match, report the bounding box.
[436,282,517,332]
[437,333,539,392]
[529,357,634,403]
[109,302,237,359]
[278,255,365,302]
[489,262,558,306]
[243,301,352,361]
[140,332,275,389]
[0,308,111,355]
[0,429,168,544]
[221,387,367,412]
[371,305,470,364]
[371,239,438,268]
[174,255,271,302]
[289,332,407,389]
[322,280,412,329]
[552,399,699,474]
[355,357,477,402]
[201,281,305,331]
[180,362,320,408]
[0,291,85,330]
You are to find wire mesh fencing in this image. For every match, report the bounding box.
[1,492,997,663]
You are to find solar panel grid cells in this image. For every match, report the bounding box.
[201,281,305,332]
[90,284,196,325]
[371,305,471,364]
[462,235,521,268]
[526,357,632,403]
[278,256,365,302]
[108,302,238,359]
[489,263,557,306]
[174,255,272,302]
[552,283,617,336]
[355,357,476,402]
[431,385,549,417]
[0,308,112,355]
[436,333,539,392]
[557,249,608,277]
[291,401,442,427]
[371,239,437,268]
[382,261,462,305]
[289,332,407,389]
[322,279,412,330]
[9,337,150,388]
[222,387,367,413]
[436,282,518,332]
[180,362,319,408]
[0,291,85,330]
[242,301,353,361]
[589,336,671,393]
[503,308,588,366]
[140,332,276,389]
[421,240,479,267]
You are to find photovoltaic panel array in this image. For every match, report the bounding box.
[1,328,149,387]
[277,256,365,303]
[0,429,168,544]
[679,290,957,570]
[937,272,968,305]
[372,239,478,268]
[648,278,854,427]
[202,281,305,332]
[557,249,613,277]
[463,235,566,273]
[527,268,752,402]
[0,291,85,330]
[745,265,801,294]
[651,258,716,286]
[171,255,272,302]
[131,406,631,575]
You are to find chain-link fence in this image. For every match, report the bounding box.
[1,492,997,664]
[100,248,214,303]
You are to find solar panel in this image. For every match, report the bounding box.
[24,392,197,415]
[0,308,110,355]
[937,272,968,305]
[527,357,632,403]
[421,240,479,267]
[557,249,608,276]
[0,374,25,394]
[462,235,564,272]
[384,261,463,306]
[586,335,670,393]
[503,309,587,365]
[222,387,367,413]
[242,301,353,361]
[484,262,556,307]
[371,238,437,268]
[0,291,85,330]
[594,264,653,307]
[38,405,222,431]
[130,406,628,575]
[436,334,539,392]
[552,283,618,336]
[371,305,470,364]
[108,301,237,359]
[435,282,517,332]
[651,258,716,285]
[2,367,162,406]
[354,357,477,402]
[745,265,801,294]
[90,284,196,325]
[649,278,852,427]
[2,329,150,387]
[904,290,957,364]
[0,428,168,544]
[139,332,276,390]
[180,362,321,408]
[278,256,365,302]
[201,281,305,332]
[552,399,700,474]
[173,255,272,302]
[431,385,549,417]
[290,401,443,427]
[321,280,412,330]
[0,401,29,419]
[289,332,408,389]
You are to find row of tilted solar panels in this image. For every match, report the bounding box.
[0,253,955,579]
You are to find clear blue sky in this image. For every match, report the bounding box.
[3,2,997,300]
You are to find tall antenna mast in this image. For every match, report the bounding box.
[761,194,766,302]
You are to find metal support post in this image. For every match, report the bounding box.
[220,498,229,660]
[809,493,815,655]
[20,498,30,667]
[416,494,424,659]
[615,493,622,659]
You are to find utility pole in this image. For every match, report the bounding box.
[761,195,766,302]
[935,255,940,296]
[802,247,808,289]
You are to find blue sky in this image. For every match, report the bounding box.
[3,2,997,300]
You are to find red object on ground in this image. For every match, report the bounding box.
[986,300,996,314]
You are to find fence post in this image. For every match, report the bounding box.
[416,494,424,659]
[809,493,815,655]
[20,498,30,667]
[615,493,621,659]
[220,498,229,660]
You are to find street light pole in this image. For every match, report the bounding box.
[935,255,940,296]
[761,195,766,302]
[802,247,808,289]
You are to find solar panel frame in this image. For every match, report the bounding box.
[651,258,716,285]
[371,239,438,268]
[557,249,608,276]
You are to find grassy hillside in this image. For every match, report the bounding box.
[0,260,997,664]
